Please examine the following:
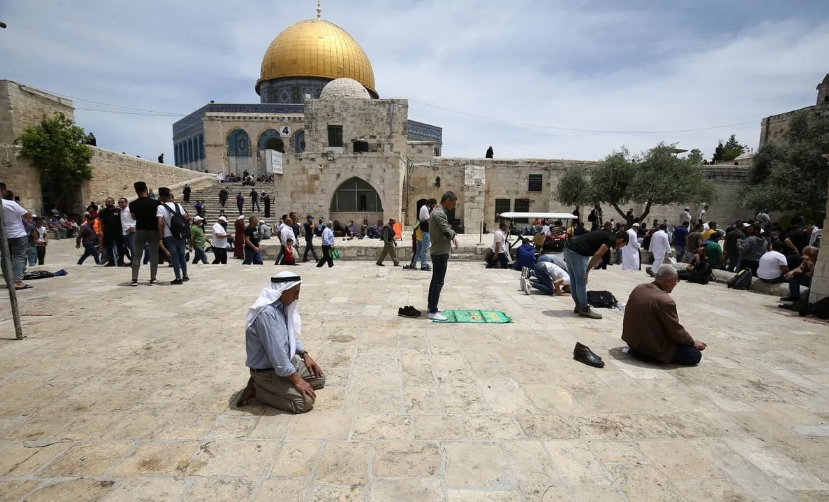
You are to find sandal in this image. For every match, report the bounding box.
[15,284,33,290]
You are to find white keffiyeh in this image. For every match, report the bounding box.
[246,271,302,359]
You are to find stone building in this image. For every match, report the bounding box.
[759,74,829,147]
[0,80,211,216]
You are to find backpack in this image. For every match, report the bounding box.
[809,297,829,320]
[727,268,752,290]
[162,203,190,240]
[587,290,618,308]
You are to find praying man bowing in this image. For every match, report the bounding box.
[237,271,325,413]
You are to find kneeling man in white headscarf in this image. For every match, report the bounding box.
[237,271,325,413]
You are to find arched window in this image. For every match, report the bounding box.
[257,129,284,154]
[330,177,383,212]
[293,130,306,154]
[227,128,251,157]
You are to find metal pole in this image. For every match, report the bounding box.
[479,220,483,244]
[0,202,24,339]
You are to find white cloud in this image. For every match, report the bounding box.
[0,0,825,162]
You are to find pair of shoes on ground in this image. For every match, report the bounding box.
[573,342,605,368]
[376,263,400,267]
[573,305,602,319]
[398,306,422,318]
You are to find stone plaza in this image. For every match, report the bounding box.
[1,240,829,501]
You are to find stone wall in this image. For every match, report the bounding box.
[275,151,405,224]
[0,80,74,146]
[1,145,214,216]
[303,98,409,155]
[807,158,829,304]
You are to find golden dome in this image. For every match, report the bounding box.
[257,19,377,97]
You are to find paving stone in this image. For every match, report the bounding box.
[23,479,115,502]
[271,440,321,477]
[315,441,370,485]
[443,443,513,488]
[373,441,440,477]
[110,441,198,476]
[42,441,133,477]
[367,478,444,502]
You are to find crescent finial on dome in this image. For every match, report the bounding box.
[317,0,322,19]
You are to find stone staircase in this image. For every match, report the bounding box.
[181,182,262,238]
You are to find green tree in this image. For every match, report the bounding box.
[555,167,593,209]
[588,144,717,223]
[712,134,746,163]
[16,113,93,206]
[740,112,829,221]
[686,148,705,165]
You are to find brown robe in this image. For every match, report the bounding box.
[234,219,245,259]
[621,282,694,363]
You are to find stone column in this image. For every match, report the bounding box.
[805,154,829,303]
[463,164,485,235]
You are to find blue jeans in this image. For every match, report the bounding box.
[725,254,741,272]
[428,253,449,313]
[531,263,554,295]
[3,236,28,282]
[564,247,589,307]
[243,248,263,265]
[124,232,135,262]
[192,247,208,264]
[77,243,100,265]
[164,237,188,279]
[410,240,423,267]
[420,232,431,268]
[629,344,702,366]
[789,274,811,301]
[674,246,686,263]
[27,242,38,267]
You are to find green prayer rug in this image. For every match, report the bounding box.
[433,310,512,324]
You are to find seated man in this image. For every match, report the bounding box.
[757,240,788,283]
[550,220,566,236]
[781,246,819,303]
[237,272,326,413]
[525,260,571,296]
[622,266,707,366]
[514,238,536,271]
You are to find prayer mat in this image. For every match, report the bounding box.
[433,310,512,324]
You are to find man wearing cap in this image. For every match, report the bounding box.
[189,216,212,265]
[621,222,641,271]
[237,272,326,413]
[212,216,230,264]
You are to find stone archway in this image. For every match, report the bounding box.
[329,177,384,230]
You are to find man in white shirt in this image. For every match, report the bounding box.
[212,216,230,264]
[118,198,136,264]
[648,224,671,277]
[276,217,297,265]
[680,207,692,226]
[525,260,570,296]
[418,199,436,271]
[757,241,789,283]
[1,183,33,290]
[316,221,335,268]
[621,222,641,271]
[699,204,709,224]
[487,222,509,269]
[156,187,190,284]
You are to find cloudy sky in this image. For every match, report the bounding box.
[1,0,827,161]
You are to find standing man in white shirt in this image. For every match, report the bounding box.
[680,207,692,226]
[118,198,136,265]
[156,187,191,285]
[621,222,641,271]
[1,182,33,290]
[211,216,230,264]
[648,224,671,277]
[699,204,709,225]
[487,222,509,269]
[418,199,436,272]
[316,221,335,268]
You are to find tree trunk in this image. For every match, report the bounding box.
[611,204,627,219]
[638,200,654,224]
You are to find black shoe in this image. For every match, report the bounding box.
[398,306,421,318]
[149,279,157,285]
[182,276,190,282]
[779,296,797,302]
[105,263,116,267]
[130,279,138,287]
[171,279,183,285]
[573,342,604,368]
[376,263,385,266]
[421,267,431,272]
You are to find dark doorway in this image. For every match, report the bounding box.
[264,138,285,153]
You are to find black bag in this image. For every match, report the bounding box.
[587,290,618,308]
[727,268,752,290]
[810,297,829,320]
[688,262,712,285]
[484,249,495,264]
[162,203,190,240]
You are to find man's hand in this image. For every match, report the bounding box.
[694,341,707,351]
[289,374,316,402]
[129,227,135,234]
[583,272,589,284]
[304,355,324,377]
[76,243,80,249]
[452,236,459,249]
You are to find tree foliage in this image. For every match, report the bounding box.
[686,148,705,165]
[567,144,717,223]
[712,134,747,163]
[16,113,93,203]
[555,167,593,208]
[739,112,829,220]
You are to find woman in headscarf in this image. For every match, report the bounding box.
[234,215,246,259]
[236,272,326,413]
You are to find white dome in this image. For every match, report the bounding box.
[320,78,371,100]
